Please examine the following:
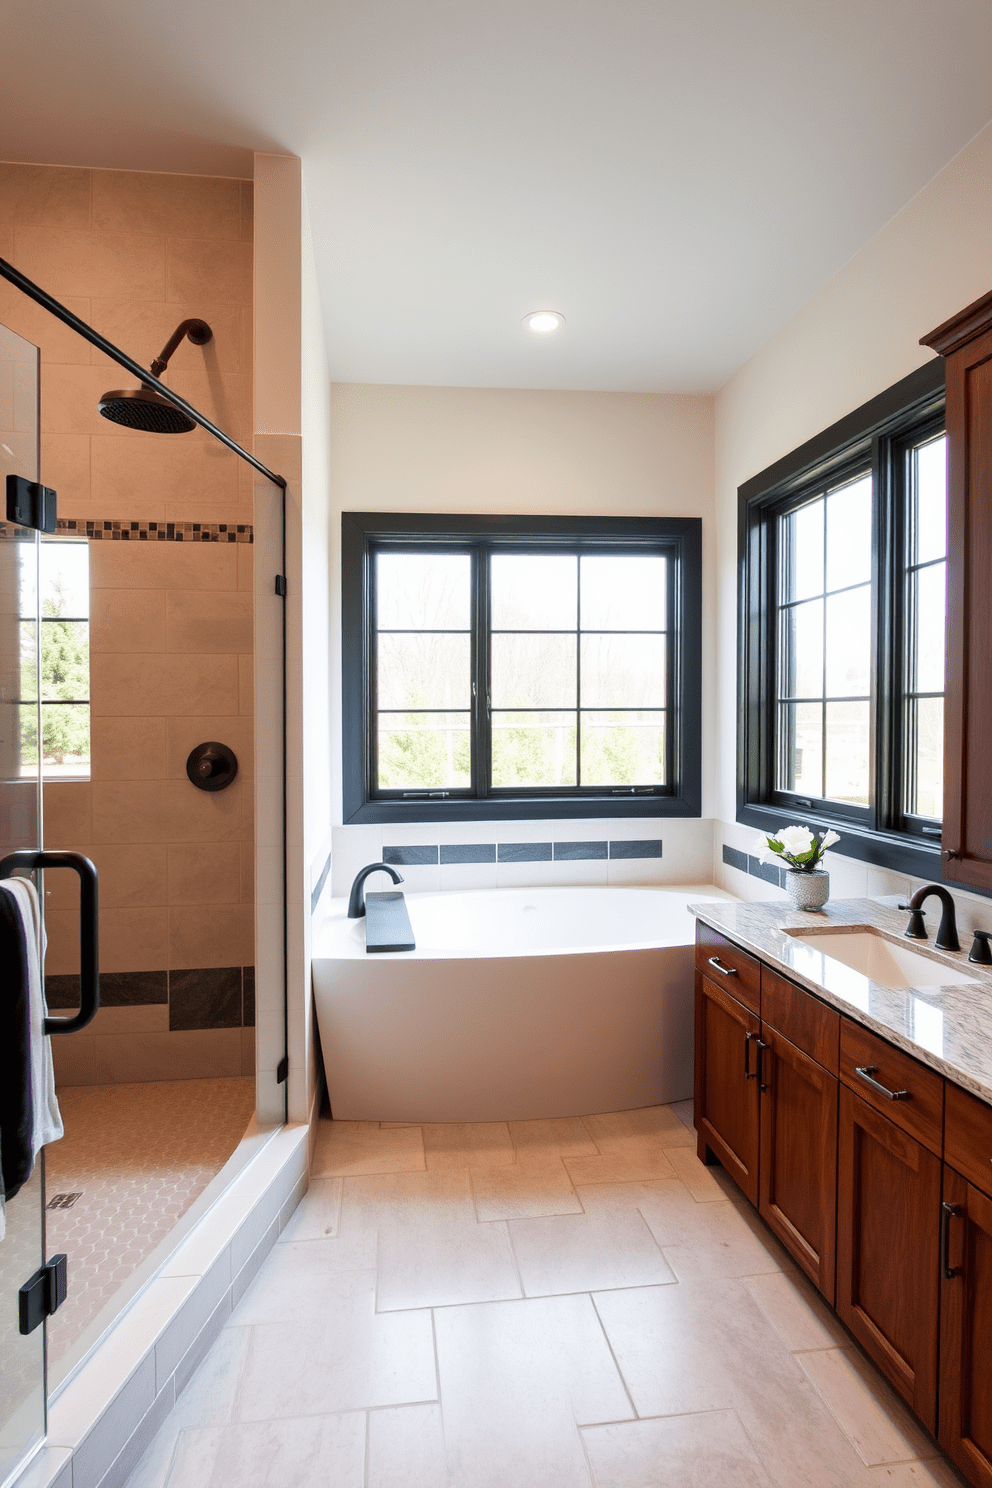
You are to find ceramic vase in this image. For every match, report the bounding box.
[785,868,829,911]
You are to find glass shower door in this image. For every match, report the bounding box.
[0,322,46,1487]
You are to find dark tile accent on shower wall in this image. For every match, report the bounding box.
[242,966,255,1027]
[47,970,168,1008]
[722,844,749,874]
[440,843,497,864]
[169,968,243,1031]
[610,840,663,859]
[311,851,332,913]
[748,854,787,888]
[553,841,608,861]
[498,842,553,863]
[383,845,439,866]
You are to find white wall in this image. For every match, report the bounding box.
[326,383,717,895]
[713,120,992,909]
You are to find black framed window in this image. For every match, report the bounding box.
[343,514,701,824]
[738,360,947,877]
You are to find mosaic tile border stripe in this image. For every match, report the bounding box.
[383,838,664,865]
[0,520,252,542]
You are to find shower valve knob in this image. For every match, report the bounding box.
[186,741,238,792]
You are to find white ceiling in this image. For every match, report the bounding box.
[3,0,992,392]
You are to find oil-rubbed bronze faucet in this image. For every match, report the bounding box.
[904,884,960,952]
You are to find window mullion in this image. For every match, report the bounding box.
[475,546,491,799]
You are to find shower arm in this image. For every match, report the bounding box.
[149,318,213,379]
[0,257,286,491]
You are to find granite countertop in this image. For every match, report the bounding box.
[689,895,992,1108]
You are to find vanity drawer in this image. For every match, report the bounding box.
[945,1082,992,1199]
[695,924,760,1013]
[840,1020,944,1155]
[761,966,839,1075]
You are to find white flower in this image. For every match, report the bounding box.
[754,832,781,865]
[778,825,814,856]
[820,830,840,850]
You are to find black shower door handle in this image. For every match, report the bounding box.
[0,850,100,1034]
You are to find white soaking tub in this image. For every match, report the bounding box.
[311,884,735,1122]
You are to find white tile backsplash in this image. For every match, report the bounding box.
[439,862,499,892]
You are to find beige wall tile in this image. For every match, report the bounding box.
[90,588,167,653]
[88,1004,170,1034]
[43,363,129,436]
[88,538,238,591]
[88,843,169,908]
[168,902,254,968]
[92,777,243,844]
[92,1028,242,1083]
[100,906,169,971]
[167,842,242,905]
[0,284,92,364]
[90,652,239,716]
[40,433,91,506]
[91,171,241,241]
[167,238,253,306]
[165,714,253,779]
[44,781,93,841]
[237,543,254,592]
[239,653,254,713]
[166,590,252,653]
[88,299,246,376]
[91,434,241,510]
[241,839,255,902]
[168,368,252,448]
[0,164,92,229]
[90,716,167,780]
[163,499,253,525]
[52,1035,98,1088]
[242,1026,256,1076]
[13,226,165,299]
[44,908,82,974]
[240,181,254,242]
[42,848,89,912]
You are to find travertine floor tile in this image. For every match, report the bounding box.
[435,1294,633,1488]
[582,1409,774,1488]
[631,1180,790,1280]
[508,1116,600,1167]
[471,1160,583,1221]
[367,1404,448,1488]
[510,1189,676,1295]
[564,1142,678,1187]
[311,1119,426,1176]
[277,1176,343,1242]
[663,1143,729,1200]
[742,1271,848,1352]
[671,1098,695,1131]
[584,1106,695,1147]
[162,1415,365,1488]
[796,1348,940,1466]
[423,1121,515,1170]
[233,1273,436,1418]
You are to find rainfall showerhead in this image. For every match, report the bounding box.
[98,318,212,434]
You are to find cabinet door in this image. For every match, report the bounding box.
[837,1084,940,1430]
[694,970,760,1205]
[758,1025,838,1304]
[940,1167,992,1488]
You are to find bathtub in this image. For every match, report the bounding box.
[311,884,736,1122]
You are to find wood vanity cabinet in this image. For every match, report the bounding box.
[693,968,760,1204]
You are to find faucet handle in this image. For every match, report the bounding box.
[969,930,992,966]
[903,907,928,941]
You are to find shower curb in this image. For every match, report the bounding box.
[13,1124,310,1488]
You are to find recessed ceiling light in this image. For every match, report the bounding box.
[523,310,565,335]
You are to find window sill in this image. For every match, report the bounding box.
[345,792,701,825]
[737,800,945,881]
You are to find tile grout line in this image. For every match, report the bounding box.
[589,1290,640,1423]
[430,1307,442,1410]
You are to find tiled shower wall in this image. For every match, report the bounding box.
[0,162,255,1084]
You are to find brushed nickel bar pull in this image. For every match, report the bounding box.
[855,1065,910,1101]
[708,956,738,977]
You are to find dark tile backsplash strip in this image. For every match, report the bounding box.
[440,843,497,864]
[45,966,256,1030]
[722,842,787,888]
[384,839,666,863]
[383,845,439,865]
[609,839,663,859]
[554,841,608,860]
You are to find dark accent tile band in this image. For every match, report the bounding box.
[58,519,253,543]
[722,841,786,888]
[553,841,608,861]
[310,850,332,914]
[610,839,663,859]
[46,970,168,1009]
[498,842,553,862]
[440,843,497,864]
[383,845,439,866]
[722,844,749,874]
[169,967,242,1031]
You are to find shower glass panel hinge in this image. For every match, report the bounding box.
[274,574,287,596]
[6,473,57,533]
[19,1253,68,1335]
[276,1055,289,1083]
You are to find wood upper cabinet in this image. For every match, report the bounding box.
[694,969,760,1205]
[940,1166,992,1488]
[836,1082,941,1432]
[921,290,992,893]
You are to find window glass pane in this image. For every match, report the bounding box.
[914,436,946,564]
[19,618,37,702]
[579,634,666,708]
[580,555,666,630]
[778,702,822,798]
[824,700,870,804]
[490,555,576,630]
[826,474,872,591]
[580,711,666,786]
[491,634,576,708]
[782,499,823,603]
[825,586,870,698]
[41,703,90,776]
[40,541,89,618]
[377,633,471,710]
[377,712,470,788]
[781,598,823,699]
[376,552,470,630]
[914,563,946,694]
[40,620,89,701]
[910,696,943,819]
[491,711,576,787]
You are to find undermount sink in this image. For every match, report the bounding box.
[784,928,979,989]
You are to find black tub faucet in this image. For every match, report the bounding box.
[348,862,404,918]
[904,884,961,952]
